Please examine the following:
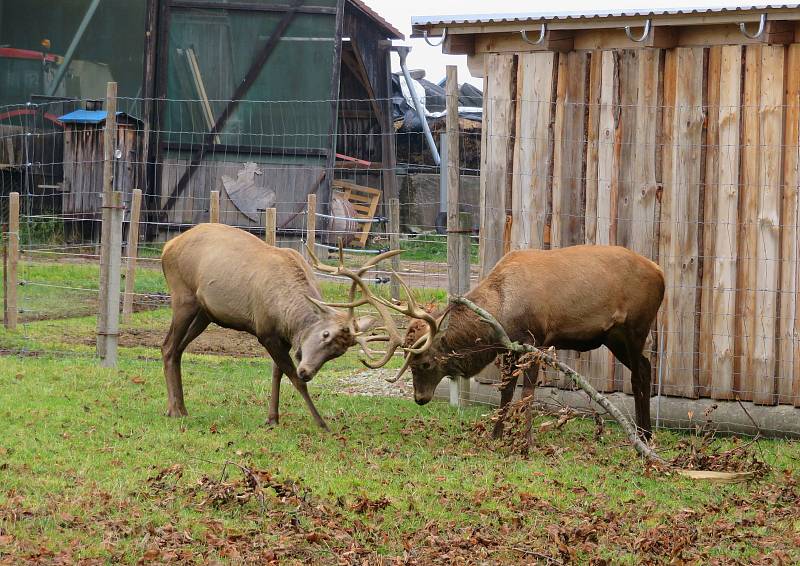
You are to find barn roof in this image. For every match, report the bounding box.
[348,0,404,39]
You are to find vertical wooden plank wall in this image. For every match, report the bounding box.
[479,53,516,278]
[482,42,800,405]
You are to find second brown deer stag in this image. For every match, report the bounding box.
[344,245,665,440]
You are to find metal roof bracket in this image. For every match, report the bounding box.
[521,24,546,45]
[624,19,651,42]
[739,13,767,40]
[423,28,447,47]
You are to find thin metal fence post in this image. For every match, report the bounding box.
[264,207,277,246]
[6,192,19,331]
[101,191,124,368]
[209,190,220,223]
[122,188,142,322]
[97,81,117,357]
[388,197,400,300]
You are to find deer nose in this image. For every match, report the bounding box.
[297,366,313,382]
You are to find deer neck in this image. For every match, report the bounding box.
[283,299,325,349]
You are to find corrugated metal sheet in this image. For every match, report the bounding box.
[411,4,800,27]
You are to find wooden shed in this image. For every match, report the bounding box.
[412,5,800,406]
[60,109,144,238]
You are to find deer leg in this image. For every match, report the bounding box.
[262,339,329,431]
[605,331,652,440]
[267,362,282,426]
[492,373,518,439]
[162,300,207,417]
[628,347,653,441]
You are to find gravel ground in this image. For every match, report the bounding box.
[327,368,414,399]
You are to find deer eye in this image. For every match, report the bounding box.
[322,330,330,339]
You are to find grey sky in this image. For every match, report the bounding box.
[363,0,759,86]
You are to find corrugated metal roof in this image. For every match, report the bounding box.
[411,4,799,27]
[58,110,141,124]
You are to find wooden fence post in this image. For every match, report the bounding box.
[5,192,19,330]
[388,197,400,300]
[97,81,117,357]
[122,188,142,322]
[306,193,317,259]
[100,191,124,367]
[445,65,462,298]
[450,211,473,407]
[209,190,220,223]
[264,207,277,246]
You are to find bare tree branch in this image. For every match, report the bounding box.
[451,296,666,464]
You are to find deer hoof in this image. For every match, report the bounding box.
[166,406,188,418]
[266,416,279,426]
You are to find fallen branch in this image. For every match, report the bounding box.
[451,296,665,464]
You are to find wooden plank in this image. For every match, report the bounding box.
[751,46,785,405]
[584,50,602,246]
[586,50,619,393]
[736,46,762,401]
[699,46,722,397]
[446,65,463,298]
[209,190,220,223]
[612,50,639,252]
[479,53,516,277]
[122,188,142,323]
[550,51,589,386]
[658,48,705,399]
[264,207,277,246]
[551,51,588,249]
[780,45,800,405]
[510,52,554,251]
[307,193,317,258]
[708,46,743,401]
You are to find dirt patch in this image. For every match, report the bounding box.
[66,324,266,358]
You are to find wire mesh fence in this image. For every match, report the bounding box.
[2,86,800,438]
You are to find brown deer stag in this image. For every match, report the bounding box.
[160,223,399,430]
[345,245,665,440]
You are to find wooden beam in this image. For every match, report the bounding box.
[443,33,475,55]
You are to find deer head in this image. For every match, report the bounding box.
[305,242,440,378]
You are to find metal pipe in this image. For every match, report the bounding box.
[47,0,103,97]
[394,46,440,165]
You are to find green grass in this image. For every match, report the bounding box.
[0,262,798,564]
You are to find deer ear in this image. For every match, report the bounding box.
[353,315,377,334]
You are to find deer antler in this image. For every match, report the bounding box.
[305,241,439,368]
